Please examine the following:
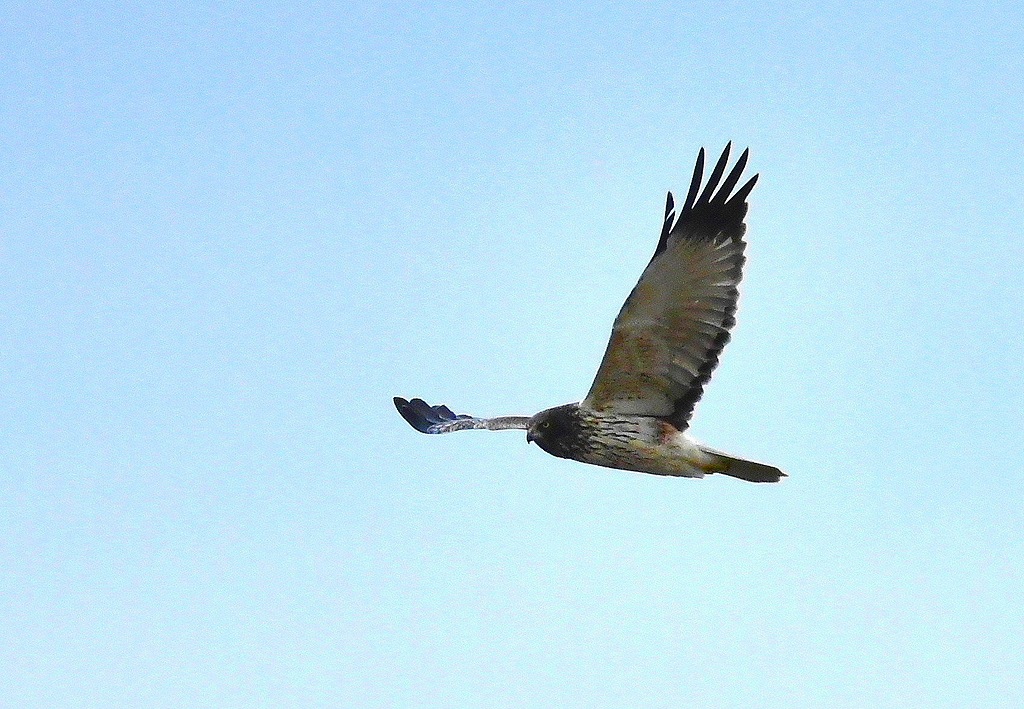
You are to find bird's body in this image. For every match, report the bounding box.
[527,404,722,479]
[394,144,786,483]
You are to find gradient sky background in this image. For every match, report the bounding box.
[2,1,1023,707]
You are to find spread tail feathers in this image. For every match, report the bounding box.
[703,449,786,483]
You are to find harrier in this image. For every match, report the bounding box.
[394,144,785,483]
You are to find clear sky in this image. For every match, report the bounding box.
[2,1,1023,707]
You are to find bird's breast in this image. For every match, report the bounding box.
[574,412,720,478]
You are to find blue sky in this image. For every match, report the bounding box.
[2,1,1023,706]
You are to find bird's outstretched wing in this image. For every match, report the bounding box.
[394,397,530,434]
[582,143,757,429]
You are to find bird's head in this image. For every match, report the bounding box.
[527,403,581,459]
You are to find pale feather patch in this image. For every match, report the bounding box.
[583,234,744,420]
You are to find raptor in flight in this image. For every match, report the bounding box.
[394,144,785,483]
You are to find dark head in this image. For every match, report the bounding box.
[527,403,583,459]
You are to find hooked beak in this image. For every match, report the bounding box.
[526,430,535,444]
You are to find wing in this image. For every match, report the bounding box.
[394,397,530,434]
[581,143,758,429]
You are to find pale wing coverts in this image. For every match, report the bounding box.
[582,144,756,429]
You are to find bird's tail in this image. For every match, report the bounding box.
[701,448,786,483]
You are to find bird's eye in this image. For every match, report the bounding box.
[541,421,551,430]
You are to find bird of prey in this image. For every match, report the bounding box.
[394,144,785,483]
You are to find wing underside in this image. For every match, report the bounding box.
[582,143,757,428]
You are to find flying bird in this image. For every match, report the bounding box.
[394,144,785,483]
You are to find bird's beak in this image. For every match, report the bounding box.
[526,430,535,444]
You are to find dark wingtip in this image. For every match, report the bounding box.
[711,147,750,206]
[394,396,435,433]
[654,191,678,257]
[666,143,757,249]
[681,147,706,214]
[394,396,467,434]
[694,143,732,207]
[728,172,759,207]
